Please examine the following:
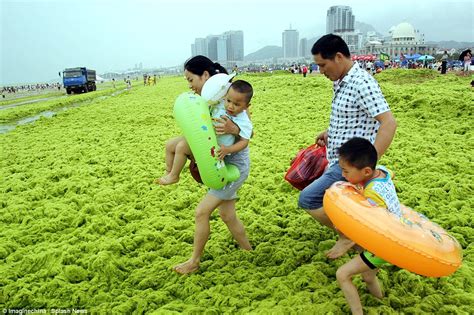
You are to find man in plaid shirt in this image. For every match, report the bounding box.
[298,34,397,259]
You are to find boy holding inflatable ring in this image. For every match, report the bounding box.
[335,137,401,315]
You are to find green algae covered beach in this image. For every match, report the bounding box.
[1,70,473,314]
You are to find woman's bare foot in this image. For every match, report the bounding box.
[173,259,199,275]
[155,174,179,185]
[326,237,355,259]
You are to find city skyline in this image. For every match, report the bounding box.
[191,30,244,66]
[2,0,473,85]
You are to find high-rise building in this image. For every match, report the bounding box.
[194,38,208,56]
[217,35,228,62]
[225,30,244,63]
[299,38,311,58]
[206,35,219,61]
[282,29,299,59]
[190,31,244,65]
[326,6,354,33]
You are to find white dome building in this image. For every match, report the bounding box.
[392,22,417,42]
[361,22,436,59]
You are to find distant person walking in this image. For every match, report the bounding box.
[463,50,472,75]
[302,65,308,77]
[441,51,448,74]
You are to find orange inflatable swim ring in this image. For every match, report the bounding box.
[323,182,462,277]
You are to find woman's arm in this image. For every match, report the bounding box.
[214,116,240,136]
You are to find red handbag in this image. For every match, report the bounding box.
[285,144,329,190]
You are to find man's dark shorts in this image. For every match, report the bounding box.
[298,162,345,210]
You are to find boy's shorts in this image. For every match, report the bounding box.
[360,251,391,269]
[208,168,249,200]
[208,149,250,201]
[298,162,345,210]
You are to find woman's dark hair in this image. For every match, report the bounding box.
[338,137,377,170]
[311,34,350,60]
[184,55,228,76]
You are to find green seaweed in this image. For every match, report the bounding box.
[0,71,472,313]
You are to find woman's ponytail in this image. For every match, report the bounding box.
[213,62,229,75]
[184,55,228,76]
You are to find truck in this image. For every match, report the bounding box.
[63,67,97,94]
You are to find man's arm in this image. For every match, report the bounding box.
[374,111,397,159]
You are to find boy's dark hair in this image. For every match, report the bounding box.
[311,34,350,60]
[338,137,377,170]
[184,55,228,76]
[230,80,253,104]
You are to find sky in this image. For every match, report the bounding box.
[1,0,473,85]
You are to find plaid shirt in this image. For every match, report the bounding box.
[327,62,390,165]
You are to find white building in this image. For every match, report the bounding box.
[192,38,208,56]
[282,29,299,59]
[360,22,437,58]
[225,30,244,63]
[326,6,355,33]
[217,36,227,62]
[190,31,244,66]
[336,32,363,53]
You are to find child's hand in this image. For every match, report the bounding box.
[217,145,230,160]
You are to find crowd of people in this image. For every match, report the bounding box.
[1,82,61,98]
[240,49,472,78]
[143,73,158,86]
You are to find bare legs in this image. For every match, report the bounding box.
[173,195,251,274]
[218,199,252,251]
[306,207,354,259]
[336,255,383,315]
[156,137,191,185]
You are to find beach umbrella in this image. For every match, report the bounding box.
[412,53,421,59]
[418,55,435,61]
